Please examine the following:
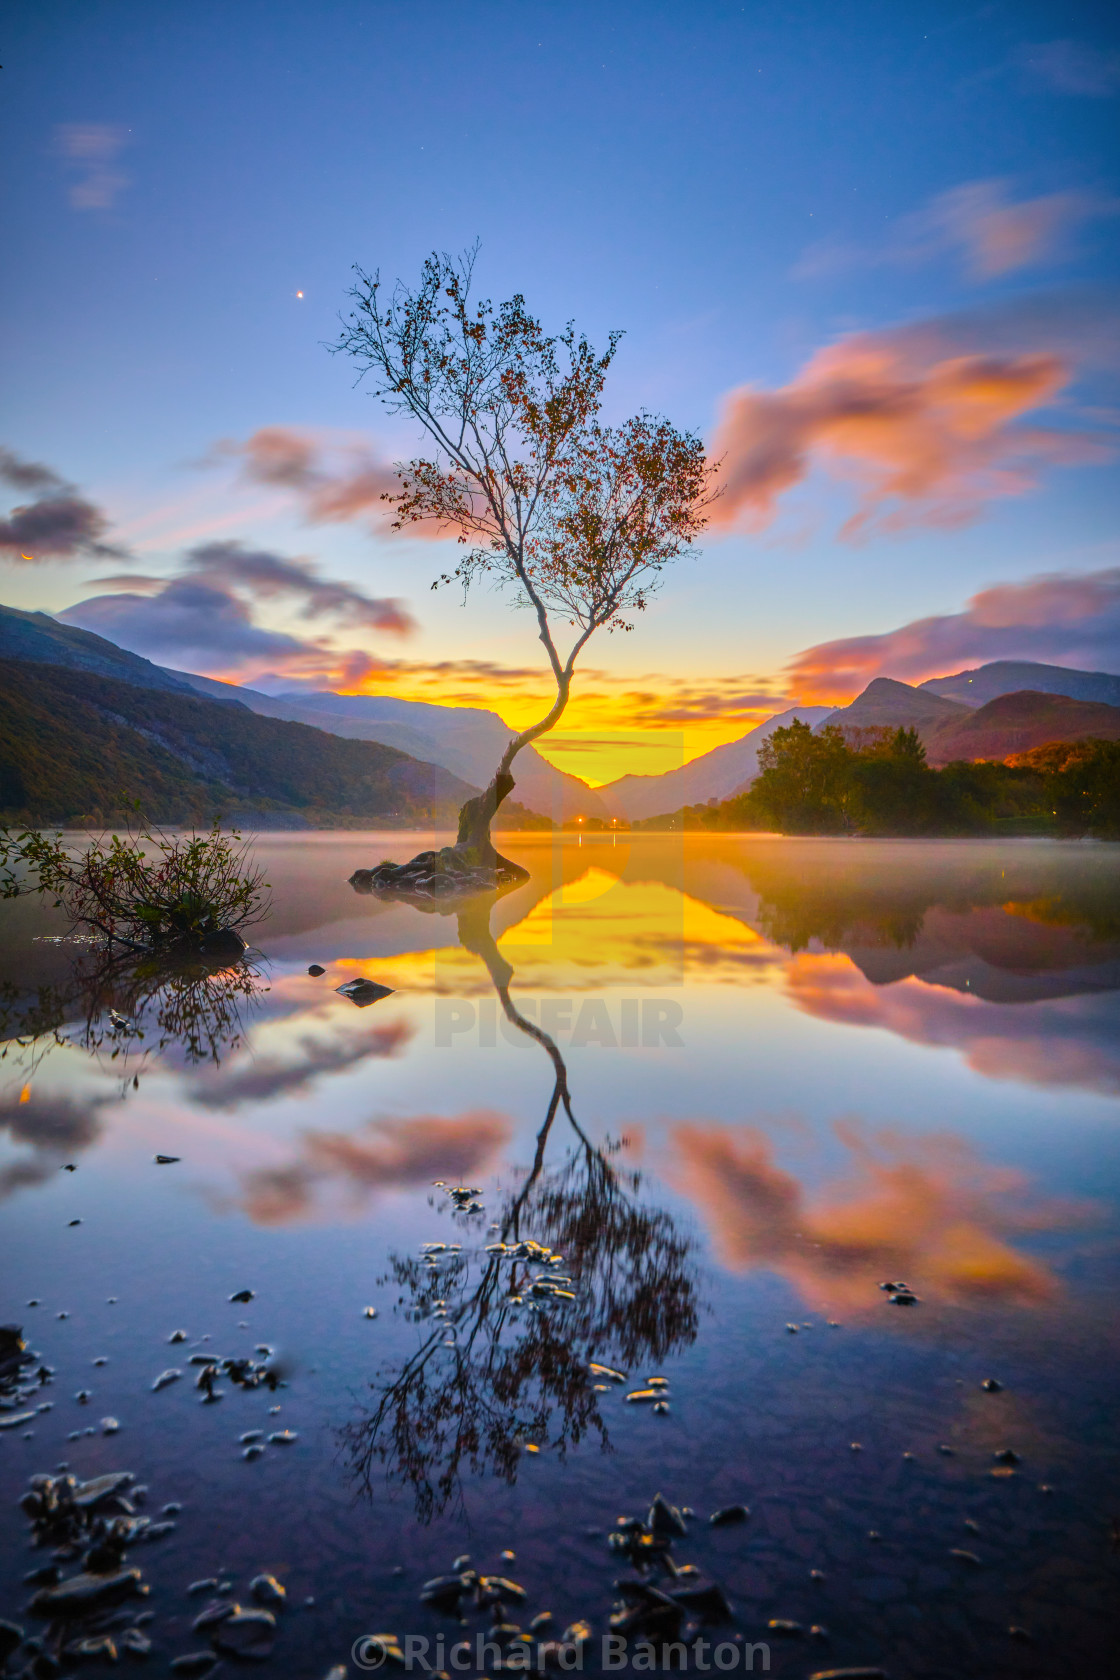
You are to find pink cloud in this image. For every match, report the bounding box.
[787,566,1120,700]
[709,315,1109,538]
[209,426,406,529]
[672,1118,1086,1312]
[796,179,1119,282]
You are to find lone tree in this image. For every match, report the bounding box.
[333,247,713,888]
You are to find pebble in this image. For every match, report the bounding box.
[193,1598,236,1632]
[64,1634,118,1661]
[170,1655,219,1675]
[229,1290,254,1304]
[808,1671,888,1680]
[0,1411,37,1431]
[250,1574,286,1606]
[101,1417,120,1434]
[993,1447,1021,1464]
[588,1362,627,1383]
[268,1429,298,1444]
[308,964,325,976]
[152,1369,182,1392]
[981,1377,1003,1392]
[624,1388,662,1404]
[709,1504,750,1526]
[155,1155,181,1164]
[120,1628,152,1656]
[169,1330,188,1343]
[241,1430,264,1444]
[31,1567,142,1615]
[364,1307,378,1319]
[188,1578,220,1595]
[211,1606,277,1659]
[768,1619,805,1636]
[243,1444,265,1461]
[948,1548,982,1565]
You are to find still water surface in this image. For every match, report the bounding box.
[2,834,1118,1678]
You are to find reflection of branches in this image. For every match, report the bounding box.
[343,896,699,1521]
[1,945,268,1091]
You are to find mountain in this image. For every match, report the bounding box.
[164,671,611,823]
[0,603,196,694]
[926,690,1120,765]
[598,707,834,820]
[817,677,970,737]
[921,660,1120,710]
[0,658,477,827]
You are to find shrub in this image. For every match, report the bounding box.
[0,818,270,951]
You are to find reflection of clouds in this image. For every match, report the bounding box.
[673,1119,1091,1311]
[786,952,1120,1095]
[188,1020,413,1110]
[0,1091,108,1199]
[237,1111,511,1225]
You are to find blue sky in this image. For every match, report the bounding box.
[1,0,1118,777]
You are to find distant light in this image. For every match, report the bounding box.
[296,291,304,298]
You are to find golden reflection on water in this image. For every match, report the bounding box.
[2,835,1117,1313]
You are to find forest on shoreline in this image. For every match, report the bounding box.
[631,722,1120,840]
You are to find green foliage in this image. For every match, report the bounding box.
[0,658,472,827]
[0,819,270,950]
[633,729,1120,840]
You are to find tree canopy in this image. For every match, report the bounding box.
[333,248,713,845]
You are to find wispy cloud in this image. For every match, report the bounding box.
[188,1021,412,1110]
[60,536,415,682]
[796,179,1120,282]
[1016,39,1120,98]
[235,1110,511,1225]
[0,1091,109,1201]
[709,299,1116,539]
[206,427,406,531]
[787,565,1120,701]
[0,447,125,561]
[55,123,130,211]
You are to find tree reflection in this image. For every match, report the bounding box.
[0,943,268,1090]
[343,889,699,1521]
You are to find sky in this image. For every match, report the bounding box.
[1,0,1118,785]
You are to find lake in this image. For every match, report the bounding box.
[2,833,1118,1679]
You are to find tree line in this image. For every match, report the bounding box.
[633,720,1120,839]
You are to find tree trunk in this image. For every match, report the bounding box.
[453,768,527,883]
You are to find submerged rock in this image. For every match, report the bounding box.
[250,1574,286,1606]
[212,1606,277,1658]
[31,1567,143,1616]
[709,1504,750,1527]
[170,1654,220,1675]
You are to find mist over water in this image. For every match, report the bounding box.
[2,833,1118,1677]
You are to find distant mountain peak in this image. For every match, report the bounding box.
[920,660,1120,710]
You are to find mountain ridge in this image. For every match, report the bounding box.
[0,657,478,827]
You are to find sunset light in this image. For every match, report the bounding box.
[2,5,1117,1673]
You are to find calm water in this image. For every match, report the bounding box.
[2,834,1118,1679]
